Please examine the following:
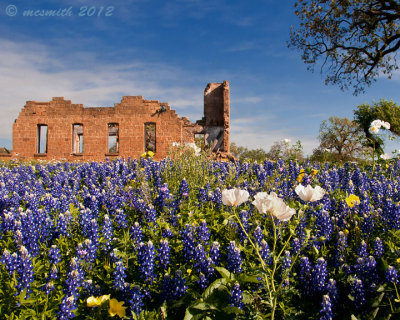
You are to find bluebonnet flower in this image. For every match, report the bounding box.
[130,222,143,250]
[83,279,102,297]
[326,279,338,307]
[196,220,210,245]
[156,183,171,210]
[334,231,348,268]
[59,258,84,319]
[260,240,271,265]
[315,210,333,241]
[210,188,223,208]
[351,277,366,310]
[64,257,85,297]
[180,224,196,261]
[48,245,61,265]
[178,178,189,198]
[238,210,250,243]
[357,240,368,258]
[44,281,54,295]
[197,272,208,289]
[113,260,127,291]
[58,295,77,320]
[0,249,18,276]
[145,205,157,224]
[291,238,301,255]
[161,271,187,301]
[229,282,245,310]
[49,264,59,280]
[127,285,144,316]
[162,226,174,238]
[312,257,327,293]
[76,239,97,263]
[226,241,243,273]
[319,295,333,320]
[253,225,264,246]
[354,255,378,285]
[373,237,384,257]
[137,241,156,283]
[101,214,114,252]
[158,239,171,270]
[193,244,214,282]
[160,273,175,301]
[386,266,399,284]
[197,184,210,203]
[281,251,292,287]
[210,241,221,265]
[16,246,34,296]
[173,270,188,298]
[114,208,128,228]
[299,256,312,296]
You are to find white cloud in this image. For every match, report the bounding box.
[0,38,205,145]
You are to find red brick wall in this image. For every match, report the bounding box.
[12,96,195,161]
[203,81,230,152]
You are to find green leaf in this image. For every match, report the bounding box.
[191,302,218,311]
[214,267,234,281]
[372,292,385,307]
[222,306,244,315]
[236,273,261,284]
[202,278,227,300]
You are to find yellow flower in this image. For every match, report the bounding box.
[187,269,192,275]
[397,258,400,264]
[311,169,318,177]
[346,194,360,208]
[109,298,126,318]
[147,151,154,157]
[141,152,146,158]
[87,296,101,307]
[99,295,110,303]
[296,169,305,183]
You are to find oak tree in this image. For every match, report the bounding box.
[289,0,400,94]
[317,116,366,160]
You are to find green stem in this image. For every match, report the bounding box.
[233,211,273,303]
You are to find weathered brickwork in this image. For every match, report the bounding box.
[12,81,230,161]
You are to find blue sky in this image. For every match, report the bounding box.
[1,0,400,155]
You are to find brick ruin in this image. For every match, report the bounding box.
[10,81,230,161]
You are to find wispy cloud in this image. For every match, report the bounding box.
[0,38,206,145]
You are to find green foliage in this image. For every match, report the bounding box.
[354,99,400,154]
[230,143,268,163]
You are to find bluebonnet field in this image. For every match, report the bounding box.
[0,149,400,319]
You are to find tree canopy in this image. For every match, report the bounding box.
[354,99,400,153]
[289,0,400,94]
[315,116,366,161]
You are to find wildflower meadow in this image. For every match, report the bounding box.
[1,150,400,319]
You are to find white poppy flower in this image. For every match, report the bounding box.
[222,188,250,206]
[369,119,391,134]
[295,184,326,202]
[380,153,390,160]
[269,197,296,221]
[370,119,383,128]
[381,121,391,130]
[253,192,295,221]
[369,126,379,134]
[283,139,291,144]
[252,192,279,214]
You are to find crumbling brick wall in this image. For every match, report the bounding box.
[12,81,230,161]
